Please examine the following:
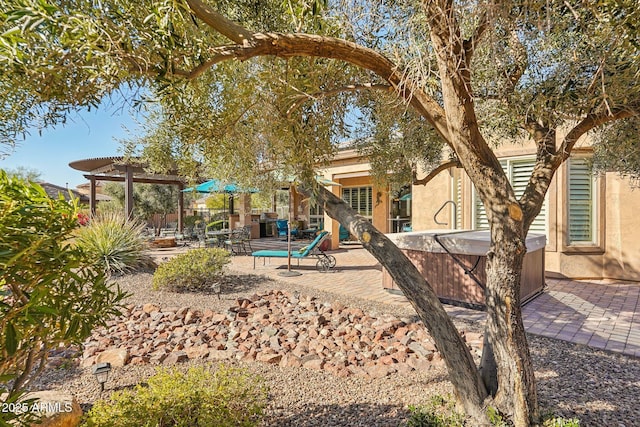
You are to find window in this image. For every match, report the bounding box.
[342,186,373,218]
[309,200,324,228]
[567,157,596,244]
[474,157,548,235]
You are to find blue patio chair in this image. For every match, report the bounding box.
[276,219,288,237]
[276,219,299,238]
[339,225,350,241]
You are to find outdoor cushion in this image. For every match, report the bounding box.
[252,231,328,260]
[252,249,309,259]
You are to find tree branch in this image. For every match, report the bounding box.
[503,29,527,90]
[181,2,452,144]
[463,9,489,66]
[185,0,254,44]
[520,105,640,230]
[555,105,639,163]
[286,83,392,117]
[413,158,461,186]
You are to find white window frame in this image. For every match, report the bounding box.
[308,200,324,228]
[342,186,373,219]
[565,156,600,248]
[472,156,549,237]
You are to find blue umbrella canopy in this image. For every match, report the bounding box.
[196,179,239,193]
[183,179,258,194]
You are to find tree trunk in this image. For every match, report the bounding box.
[481,218,540,426]
[300,184,490,424]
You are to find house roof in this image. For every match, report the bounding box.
[38,182,90,203]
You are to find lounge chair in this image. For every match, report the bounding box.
[251,231,336,272]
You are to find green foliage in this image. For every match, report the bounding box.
[406,395,465,427]
[152,248,231,292]
[102,182,180,223]
[406,397,581,427]
[206,219,228,231]
[3,166,41,182]
[0,171,127,425]
[183,214,202,227]
[486,406,509,426]
[83,365,268,427]
[74,211,154,276]
[204,194,227,211]
[541,414,580,427]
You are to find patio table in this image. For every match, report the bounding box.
[205,230,230,247]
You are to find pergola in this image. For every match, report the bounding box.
[69,157,187,232]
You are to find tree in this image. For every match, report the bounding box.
[2,1,639,425]
[103,182,181,232]
[3,166,42,182]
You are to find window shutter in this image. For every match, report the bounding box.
[511,160,547,234]
[568,158,593,243]
[474,158,547,235]
[455,176,462,229]
[341,186,373,218]
[474,161,507,230]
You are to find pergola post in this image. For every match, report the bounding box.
[178,182,184,232]
[89,176,97,215]
[125,166,134,219]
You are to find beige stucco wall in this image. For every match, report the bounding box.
[545,172,640,280]
[412,168,459,231]
[320,141,640,281]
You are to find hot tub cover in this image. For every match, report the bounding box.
[386,230,546,256]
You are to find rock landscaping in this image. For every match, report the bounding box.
[82,290,484,379]
[31,272,640,426]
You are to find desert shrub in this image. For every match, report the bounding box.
[206,219,230,231]
[406,395,582,427]
[74,211,154,275]
[152,248,231,292]
[542,415,580,426]
[83,365,268,427]
[406,395,465,427]
[0,171,127,426]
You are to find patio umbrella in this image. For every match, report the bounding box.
[195,179,240,193]
[184,179,258,226]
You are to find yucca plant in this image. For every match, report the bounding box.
[74,211,154,275]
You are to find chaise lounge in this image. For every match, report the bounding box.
[251,231,336,272]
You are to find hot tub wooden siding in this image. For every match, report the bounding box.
[382,249,545,309]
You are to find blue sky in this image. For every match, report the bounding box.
[0,107,141,189]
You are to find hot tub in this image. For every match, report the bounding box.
[382,230,546,309]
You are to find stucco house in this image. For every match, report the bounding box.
[313,137,640,282]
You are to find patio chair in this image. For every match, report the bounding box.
[276,219,288,237]
[251,231,336,272]
[224,226,252,255]
[339,225,350,241]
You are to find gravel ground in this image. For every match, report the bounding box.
[34,271,640,426]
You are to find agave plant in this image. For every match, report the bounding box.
[75,211,154,275]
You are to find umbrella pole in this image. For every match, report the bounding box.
[279,185,301,277]
[287,221,292,271]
